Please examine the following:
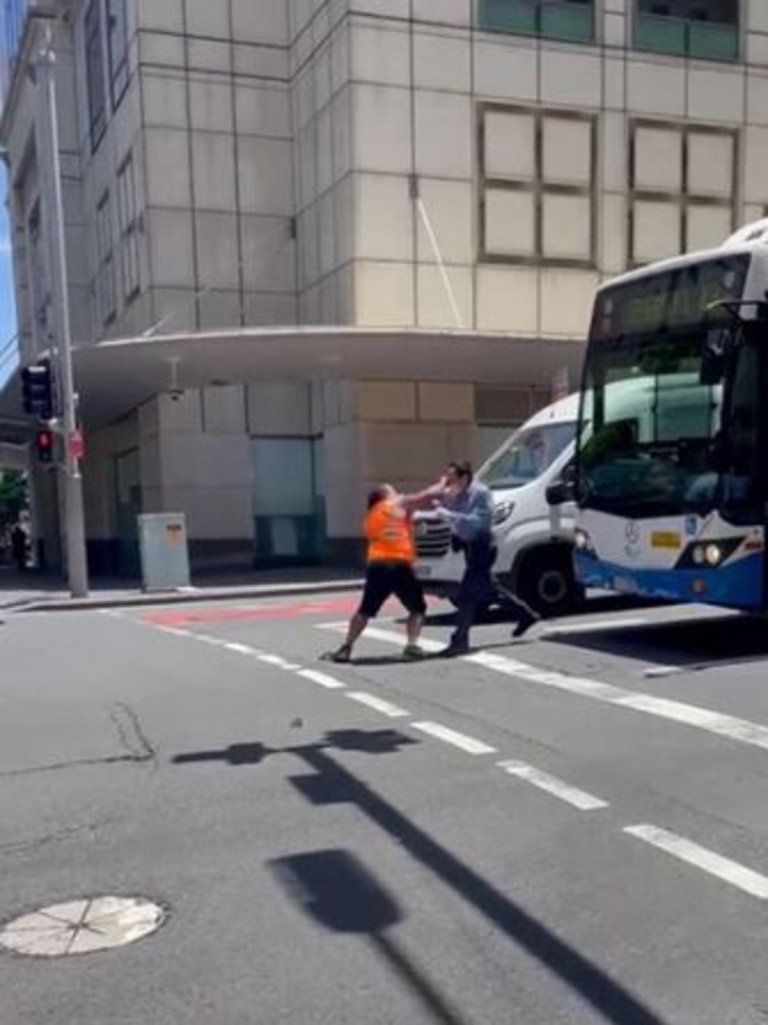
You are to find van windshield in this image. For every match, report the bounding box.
[480,422,576,491]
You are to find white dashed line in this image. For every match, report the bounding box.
[497,760,609,811]
[196,635,230,647]
[225,642,259,655]
[297,668,347,689]
[411,721,497,755]
[540,617,649,637]
[624,825,768,900]
[257,654,294,668]
[157,626,192,638]
[346,692,410,718]
[323,624,768,754]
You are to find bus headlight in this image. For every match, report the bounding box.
[704,543,723,567]
[574,529,594,554]
[692,546,706,565]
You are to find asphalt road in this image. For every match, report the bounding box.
[2,592,768,1024]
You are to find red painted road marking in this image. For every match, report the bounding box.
[142,594,440,627]
[142,597,360,626]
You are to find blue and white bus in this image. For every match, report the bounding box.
[571,219,768,612]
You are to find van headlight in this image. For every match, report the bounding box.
[493,501,515,525]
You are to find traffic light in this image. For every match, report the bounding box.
[21,359,54,419]
[34,427,54,464]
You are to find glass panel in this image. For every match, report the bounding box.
[480,421,576,490]
[579,255,751,518]
[688,22,738,61]
[541,3,593,41]
[635,13,686,55]
[106,0,129,107]
[479,0,537,34]
[251,438,314,517]
[85,0,107,150]
[721,332,760,520]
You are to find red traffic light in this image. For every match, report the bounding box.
[35,427,54,463]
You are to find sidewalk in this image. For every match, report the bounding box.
[0,565,363,613]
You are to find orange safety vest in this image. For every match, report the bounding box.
[365,499,415,564]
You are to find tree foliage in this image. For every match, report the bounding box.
[0,471,28,528]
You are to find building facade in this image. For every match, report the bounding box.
[0,0,764,575]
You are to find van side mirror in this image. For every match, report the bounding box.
[546,480,570,506]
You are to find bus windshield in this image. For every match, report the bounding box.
[578,254,751,519]
[480,421,575,491]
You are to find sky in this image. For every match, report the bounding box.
[0,167,18,390]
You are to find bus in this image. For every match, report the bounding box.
[567,218,768,612]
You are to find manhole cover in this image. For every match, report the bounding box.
[0,897,166,957]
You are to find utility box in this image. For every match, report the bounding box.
[138,513,191,592]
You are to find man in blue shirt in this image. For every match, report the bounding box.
[433,460,539,656]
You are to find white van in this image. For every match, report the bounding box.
[413,393,582,617]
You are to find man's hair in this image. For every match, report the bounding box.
[367,485,390,509]
[447,460,473,482]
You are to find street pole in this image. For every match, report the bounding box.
[36,29,88,598]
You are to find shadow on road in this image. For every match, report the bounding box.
[173,730,670,1025]
[545,611,768,672]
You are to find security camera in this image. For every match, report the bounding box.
[168,388,185,402]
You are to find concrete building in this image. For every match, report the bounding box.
[0,0,762,576]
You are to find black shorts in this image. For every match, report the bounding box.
[358,560,427,619]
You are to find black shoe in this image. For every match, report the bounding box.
[321,645,352,663]
[439,642,470,658]
[512,611,539,639]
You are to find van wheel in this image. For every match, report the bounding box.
[513,548,583,618]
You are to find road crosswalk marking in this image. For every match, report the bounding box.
[317,623,768,754]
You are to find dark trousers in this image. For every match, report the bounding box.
[451,536,534,648]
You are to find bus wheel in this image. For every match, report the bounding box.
[514,548,583,618]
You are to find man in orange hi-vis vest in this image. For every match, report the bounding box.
[322,480,445,663]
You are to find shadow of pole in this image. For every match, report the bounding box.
[291,744,669,1025]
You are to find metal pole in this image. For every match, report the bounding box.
[36,30,88,598]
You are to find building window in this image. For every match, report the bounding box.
[478,0,594,43]
[85,0,107,150]
[479,104,596,268]
[106,0,129,109]
[95,191,116,324]
[634,0,739,61]
[628,120,737,267]
[116,154,140,300]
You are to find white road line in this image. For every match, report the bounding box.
[225,642,259,655]
[323,623,768,754]
[257,654,293,668]
[157,626,192,638]
[195,635,230,647]
[297,668,347,689]
[540,617,649,637]
[411,721,497,755]
[624,824,768,900]
[346,692,410,718]
[497,760,609,811]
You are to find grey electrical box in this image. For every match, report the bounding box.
[138,513,191,592]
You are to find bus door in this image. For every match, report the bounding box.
[719,321,768,605]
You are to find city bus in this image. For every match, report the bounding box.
[567,219,768,612]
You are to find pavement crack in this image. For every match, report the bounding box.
[108,702,157,768]
[0,704,157,779]
[0,816,114,858]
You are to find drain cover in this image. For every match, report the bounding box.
[0,897,166,957]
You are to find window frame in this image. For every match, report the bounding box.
[116,153,141,302]
[478,102,598,269]
[84,0,107,152]
[633,0,740,61]
[477,0,596,44]
[95,190,117,326]
[105,0,129,111]
[627,119,739,269]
